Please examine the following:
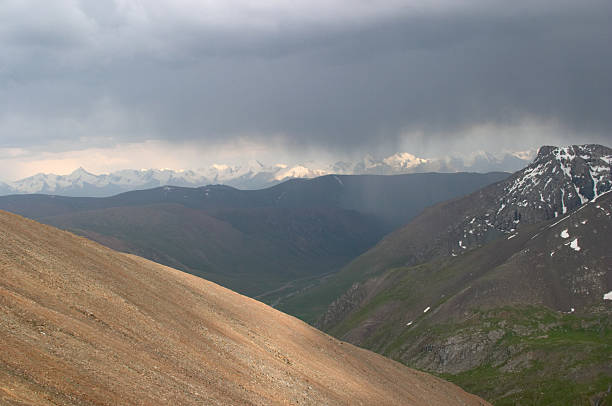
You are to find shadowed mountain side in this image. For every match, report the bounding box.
[322,191,612,336]
[0,172,509,230]
[40,204,385,296]
[317,192,612,405]
[0,172,508,303]
[326,145,612,284]
[282,144,612,322]
[0,210,488,406]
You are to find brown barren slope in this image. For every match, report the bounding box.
[0,210,488,406]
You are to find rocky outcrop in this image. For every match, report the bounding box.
[316,282,368,331]
[404,330,509,374]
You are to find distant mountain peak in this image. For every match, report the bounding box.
[71,166,90,174]
[0,147,542,197]
[382,152,429,169]
[67,166,96,180]
[273,165,327,181]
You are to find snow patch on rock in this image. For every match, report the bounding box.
[569,238,581,251]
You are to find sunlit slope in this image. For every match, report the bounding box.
[0,210,488,406]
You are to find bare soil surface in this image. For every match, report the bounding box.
[0,210,488,406]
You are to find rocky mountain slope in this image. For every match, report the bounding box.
[341,144,612,274]
[321,189,612,333]
[282,145,611,322]
[0,210,488,406]
[0,172,507,299]
[305,144,612,404]
[318,190,612,405]
[0,150,529,197]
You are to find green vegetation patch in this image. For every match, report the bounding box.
[430,306,612,405]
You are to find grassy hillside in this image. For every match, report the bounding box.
[42,204,385,296]
[437,306,612,405]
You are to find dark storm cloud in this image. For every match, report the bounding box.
[1,0,611,153]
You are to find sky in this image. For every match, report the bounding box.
[1,0,611,181]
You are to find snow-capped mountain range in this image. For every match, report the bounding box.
[0,150,535,197]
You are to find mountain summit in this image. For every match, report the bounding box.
[501,144,612,217]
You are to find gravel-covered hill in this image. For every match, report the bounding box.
[0,210,488,406]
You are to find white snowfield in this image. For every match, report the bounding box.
[604,291,612,301]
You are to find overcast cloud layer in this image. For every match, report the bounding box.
[1,0,611,178]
